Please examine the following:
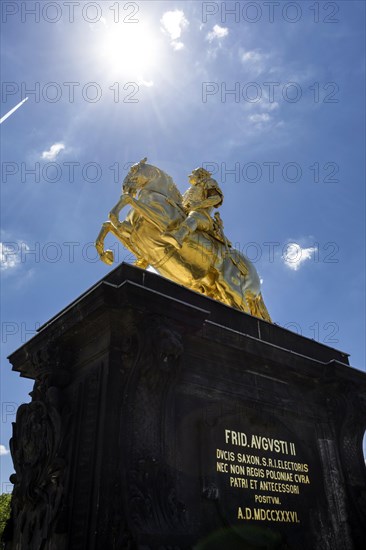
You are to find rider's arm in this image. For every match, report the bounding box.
[190,194,222,210]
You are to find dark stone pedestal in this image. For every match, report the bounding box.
[4,263,366,549]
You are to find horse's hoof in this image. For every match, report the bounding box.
[134,258,149,269]
[100,250,114,265]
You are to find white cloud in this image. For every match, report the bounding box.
[160,10,188,50]
[0,444,10,456]
[172,41,185,51]
[0,241,29,271]
[138,78,154,87]
[41,142,65,161]
[241,50,263,63]
[239,49,270,77]
[0,242,19,270]
[265,102,279,111]
[249,113,271,123]
[206,24,229,42]
[282,243,317,271]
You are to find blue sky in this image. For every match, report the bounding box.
[1,1,365,487]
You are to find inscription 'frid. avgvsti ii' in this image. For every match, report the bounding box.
[215,429,312,524]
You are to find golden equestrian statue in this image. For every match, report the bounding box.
[95,158,272,322]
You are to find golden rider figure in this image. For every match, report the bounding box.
[164,167,224,249]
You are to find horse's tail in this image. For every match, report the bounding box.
[245,291,272,323]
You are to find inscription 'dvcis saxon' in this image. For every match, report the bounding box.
[214,429,312,524]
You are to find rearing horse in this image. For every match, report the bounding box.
[95,158,271,322]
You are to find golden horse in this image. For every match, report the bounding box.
[95,158,271,322]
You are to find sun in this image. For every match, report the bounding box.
[99,22,160,83]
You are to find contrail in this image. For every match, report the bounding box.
[0,97,29,124]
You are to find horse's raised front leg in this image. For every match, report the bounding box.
[95,222,115,265]
[96,218,136,264]
[108,194,130,228]
[96,219,147,267]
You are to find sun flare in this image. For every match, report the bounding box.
[99,22,160,83]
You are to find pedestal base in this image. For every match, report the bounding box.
[5,264,366,549]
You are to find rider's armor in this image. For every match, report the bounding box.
[164,176,223,248]
[183,178,222,211]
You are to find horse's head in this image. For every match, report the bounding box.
[123,157,183,207]
[123,157,158,195]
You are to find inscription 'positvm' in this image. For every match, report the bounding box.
[215,429,312,524]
